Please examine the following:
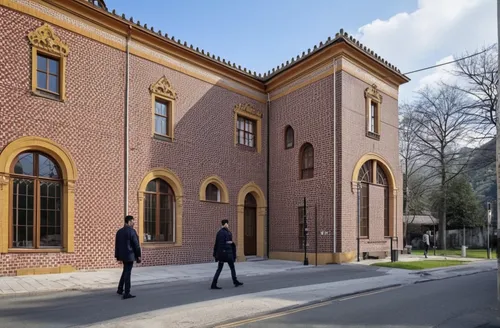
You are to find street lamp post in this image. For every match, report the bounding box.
[303,197,309,266]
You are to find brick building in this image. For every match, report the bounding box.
[0,0,409,276]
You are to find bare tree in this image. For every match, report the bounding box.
[400,104,430,245]
[452,44,498,132]
[412,85,476,249]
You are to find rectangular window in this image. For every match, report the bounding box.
[369,102,377,133]
[36,53,60,95]
[237,116,256,148]
[298,206,305,250]
[154,98,170,137]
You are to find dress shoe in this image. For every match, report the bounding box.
[122,294,136,299]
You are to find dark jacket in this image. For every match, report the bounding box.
[115,225,141,263]
[213,227,237,263]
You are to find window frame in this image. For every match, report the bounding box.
[199,175,229,204]
[299,143,314,180]
[236,115,256,148]
[364,84,383,141]
[28,24,69,101]
[205,183,221,202]
[150,76,177,142]
[143,178,175,243]
[233,103,263,153]
[9,152,64,250]
[285,126,294,149]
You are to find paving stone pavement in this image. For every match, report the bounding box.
[0,260,315,296]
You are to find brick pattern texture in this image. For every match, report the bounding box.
[0,8,267,275]
[0,6,403,275]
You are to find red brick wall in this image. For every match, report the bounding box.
[340,70,403,255]
[0,8,267,275]
[126,55,267,266]
[268,76,336,254]
[0,8,126,275]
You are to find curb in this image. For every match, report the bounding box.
[414,268,496,284]
[208,284,402,328]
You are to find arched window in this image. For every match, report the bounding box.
[376,166,390,236]
[300,143,314,179]
[205,183,220,202]
[356,160,390,238]
[10,152,62,249]
[285,126,294,149]
[144,178,175,242]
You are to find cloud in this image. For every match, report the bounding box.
[417,56,455,90]
[353,0,496,101]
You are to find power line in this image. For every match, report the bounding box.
[403,47,491,75]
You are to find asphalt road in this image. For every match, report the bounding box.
[0,264,382,328]
[235,271,500,328]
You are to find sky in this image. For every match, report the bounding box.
[105,0,497,103]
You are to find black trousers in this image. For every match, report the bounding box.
[118,261,134,294]
[211,260,237,286]
[424,244,429,256]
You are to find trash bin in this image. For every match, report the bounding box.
[391,249,399,262]
[461,245,467,257]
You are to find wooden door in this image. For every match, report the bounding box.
[244,193,257,256]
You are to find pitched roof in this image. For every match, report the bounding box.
[84,0,409,83]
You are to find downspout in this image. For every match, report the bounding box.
[124,26,131,217]
[333,59,337,254]
[266,93,271,258]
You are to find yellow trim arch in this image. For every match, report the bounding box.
[236,182,266,261]
[199,175,229,203]
[351,153,396,189]
[0,136,78,253]
[137,168,183,247]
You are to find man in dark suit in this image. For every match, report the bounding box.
[115,215,141,299]
[211,219,243,289]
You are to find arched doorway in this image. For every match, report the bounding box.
[236,182,266,260]
[244,193,257,256]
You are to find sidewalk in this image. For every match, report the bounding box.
[0,260,314,297]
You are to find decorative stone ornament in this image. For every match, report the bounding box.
[150,76,177,100]
[28,23,69,57]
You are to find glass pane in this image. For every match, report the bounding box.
[40,181,62,247]
[37,72,47,89]
[144,194,156,241]
[49,59,59,74]
[155,101,167,116]
[12,179,35,248]
[158,179,171,194]
[206,183,219,202]
[248,122,253,133]
[146,180,156,192]
[37,55,47,71]
[39,154,60,178]
[155,116,167,135]
[13,153,34,176]
[49,75,59,93]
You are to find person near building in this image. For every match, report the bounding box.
[115,215,142,299]
[423,231,430,258]
[211,219,243,289]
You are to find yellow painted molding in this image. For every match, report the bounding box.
[16,265,76,276]
[236,182,266,259]
[233,104,263,153]
[0,136,77,254]
[137,168,183,247]
[199,175,229,203]
[351,153,396,191]
[150,76,176,140]
[28,23,68,100]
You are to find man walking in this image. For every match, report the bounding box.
[423,230,430,258]
[115,215,141,299]
[211,219,243,289]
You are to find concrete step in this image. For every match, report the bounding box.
[245,256,266,262]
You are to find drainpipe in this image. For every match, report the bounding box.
[266,93,271,259]
[124,26,131,217]
[333,59,338,254]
